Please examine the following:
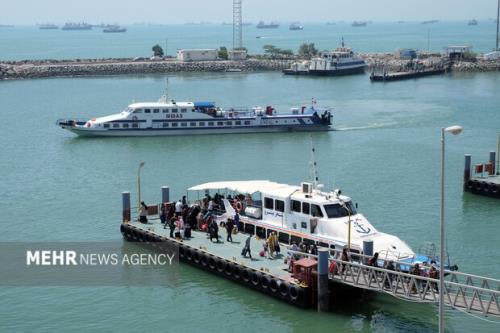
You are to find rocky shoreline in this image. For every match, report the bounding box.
[0,54,499,80]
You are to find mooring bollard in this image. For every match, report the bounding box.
[363,240,374,264]
[162,186,170,204]
[317,248,329,312]
[122,191,131,223]
[464,154,471,182]
[489,151,496,175]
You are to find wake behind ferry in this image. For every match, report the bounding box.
[57,95,332,137]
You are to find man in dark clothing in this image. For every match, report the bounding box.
[167,217,176,238]
[241,235,252,258]
[209,220,219,243]
[225,219,234,242]
[233,212,240,232]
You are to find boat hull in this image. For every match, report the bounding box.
[61,124,331,137]
[308,66,366,76]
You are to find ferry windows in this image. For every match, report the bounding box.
[301,222,307,229]
[181,122,187,127]
[311,204,323,217]
[112,123,119,128]
[235,121,241,125]
[226,121,232,126]
[275,200,285,212]
[208,122,214,126]
[190,122,196,127]
[244,121,251,125]
[145,109,151,113]
[171,123,178,127]
[199,122,205,126]
[302,202,310,215]
[103,124,110,128]
[162,122,169,128]
[134,109,143,114]
[324,203,354,218]
[132,123,139,128]
[264,197,274,210]
[122,123,129,128]
[162,109,168,113]
[291,200,301,213]
[217,121,223,126]
[181,108,187,113]
[153,109,160,113]
[172,108,178,113]
[278,232,290,244]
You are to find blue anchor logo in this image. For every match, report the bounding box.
[354,220,371,234]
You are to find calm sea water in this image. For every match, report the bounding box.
[0,69,499,332]
[0,21,499,60]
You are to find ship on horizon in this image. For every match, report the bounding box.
[103,25,127,33]
[39,23,58,30]
[61,22,92,30]
[256,21,279,29]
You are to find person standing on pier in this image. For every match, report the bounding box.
[241,235,252,259]
[166,216,176,238]
[139,202,148,224]
[175,199,182,217]
[233,211,240,232]
[225,219,234,243]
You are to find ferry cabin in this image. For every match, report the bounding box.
[308,48,366,75]
[188,181,414,261]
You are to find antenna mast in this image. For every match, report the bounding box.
[309,136,319,189]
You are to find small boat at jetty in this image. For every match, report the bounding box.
[370,61,447,82]
[283,39,366,76]
[56,94,332,137]
[62,22,92,30]
[256,21,279,29]
[103,25,127,33]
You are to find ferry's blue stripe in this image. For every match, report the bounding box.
[105,123,328,131]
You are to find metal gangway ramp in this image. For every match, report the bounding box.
[328,255,500,318]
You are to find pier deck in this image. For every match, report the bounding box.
[129,219,295,281]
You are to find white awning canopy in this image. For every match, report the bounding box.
[188,180,290,194]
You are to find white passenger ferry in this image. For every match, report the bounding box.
[57,96,332,137]
[189,179,416,263]
[284,39,366,76]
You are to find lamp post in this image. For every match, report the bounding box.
[138,161,145,210]
[439,125,463,333]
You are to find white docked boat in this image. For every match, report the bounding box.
[284,39,366,76]
[188,180,414,263]
[56,94,332,137]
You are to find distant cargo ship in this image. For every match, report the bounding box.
[61,22,92,30]
[352,21,367,27]
[421,20,439,25]
[468,19,478,26]
[103,25,127,33]
[39,24,58,30]
[256,21,279,29]
[289,22,304,30]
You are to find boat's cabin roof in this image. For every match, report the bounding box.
[319,49,355,59]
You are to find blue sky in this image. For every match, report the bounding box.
[2,0,498,24]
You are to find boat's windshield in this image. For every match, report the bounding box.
[324,201,357,218]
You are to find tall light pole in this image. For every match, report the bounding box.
[439,125,463,333]
[496,0,499,51]
[138,161,145,210]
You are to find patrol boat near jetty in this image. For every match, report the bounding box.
[57,94,332,137]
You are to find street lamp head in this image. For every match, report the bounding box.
[444,125,463,135]
[139,161,145,168]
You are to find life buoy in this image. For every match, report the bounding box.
[236,201,243,212]
[466,180,474,189]
[132,116,138,121]
[492,184,499,194]
[289,284,300,301]
[178,246,185,259]
[475,181,483,191]
[484,183,491,192]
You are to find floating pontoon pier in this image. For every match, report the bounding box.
[463,137,500,199]
[120,187,500,316]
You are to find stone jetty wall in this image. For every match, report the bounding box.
[0,54,499,80]
[0,59,294,80]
